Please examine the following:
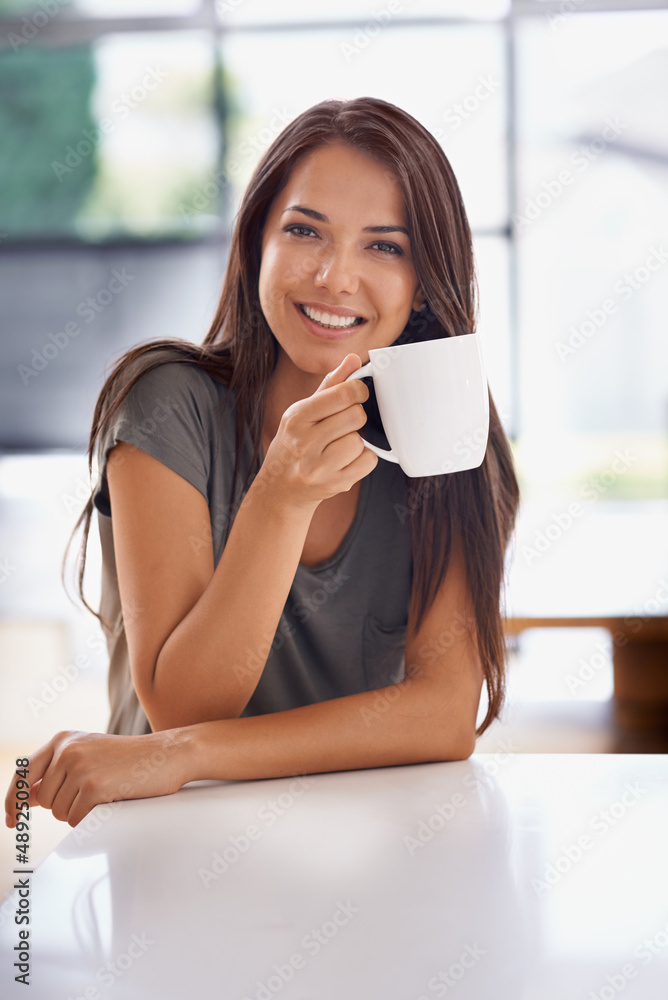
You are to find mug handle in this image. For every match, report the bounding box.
[345,363,401,465]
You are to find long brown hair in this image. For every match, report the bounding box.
[63,96,520,737]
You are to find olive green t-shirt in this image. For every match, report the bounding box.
[92,359,414,735]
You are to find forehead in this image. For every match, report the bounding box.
[272,141,407,222]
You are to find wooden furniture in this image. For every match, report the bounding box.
[504,615,668,746]
[503,498,668,749]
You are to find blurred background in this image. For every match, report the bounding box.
[0,0,667,888]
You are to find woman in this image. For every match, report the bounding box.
[5,97,519,830]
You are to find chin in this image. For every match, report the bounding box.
[282,342,353,376]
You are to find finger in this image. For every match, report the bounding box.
[296,356,367,428]
[314,354,362,393]
[35,756,70,814]
[28,781,42,810]
[316,435,377,494]
[5,741,57,827]
[322,430,369,474]
[310,401,368,456]
[50,779,80,825]
[299,381,368,431]
[347,442,379,477]
[67,788,94,829]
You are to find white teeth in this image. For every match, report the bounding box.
[302,305,361,329]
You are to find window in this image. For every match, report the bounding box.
[2,0,665,485]
[0,22,222,240]
[514,5,668,501]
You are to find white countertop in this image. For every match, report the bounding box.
[1,753,667,999]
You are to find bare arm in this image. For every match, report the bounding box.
[3,673,476,829]
[107,354,377,730]
[4,535,482,828]
[182,530,482,780]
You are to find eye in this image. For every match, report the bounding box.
[371,241,404,256]
[284,224,317,238]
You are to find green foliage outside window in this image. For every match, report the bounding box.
[0,43,98,236]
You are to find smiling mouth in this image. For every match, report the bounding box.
[298,304,366,330]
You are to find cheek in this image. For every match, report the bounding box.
[258,252,281,314]
[259,245,305,309]
[281,246,318,294]
[377,270,418,319]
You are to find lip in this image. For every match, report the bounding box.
[298,300,365,320]
[294,303,367,341]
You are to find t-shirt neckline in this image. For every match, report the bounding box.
[298,468,372,575]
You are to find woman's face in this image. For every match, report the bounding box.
[258,140,424,377]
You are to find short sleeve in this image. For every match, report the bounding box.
[92,360,220,517]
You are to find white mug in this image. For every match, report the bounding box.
[345,333,490,478]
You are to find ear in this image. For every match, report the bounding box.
[412,287,427,312]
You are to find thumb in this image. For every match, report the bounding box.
[315,354,362,393]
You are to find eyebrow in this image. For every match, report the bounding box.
[282,204,409,237]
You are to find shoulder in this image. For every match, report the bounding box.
[120,356,234,432]
[124,356,226,403]
[94,355,234,516]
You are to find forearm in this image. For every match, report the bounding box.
[6,657,478,829]
[146,475,316,730]
[173,678,475,784]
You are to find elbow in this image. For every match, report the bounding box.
[431,723,477,763]
[132,654,182,733]
[140,696,204,733]
[129,643,162,719]
[452,728,477,761]
[136,656,245,731]
[135,684,170,734]
[138,688,219,732]
[427,697,479,763]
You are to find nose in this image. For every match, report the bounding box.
[313,243,360,296]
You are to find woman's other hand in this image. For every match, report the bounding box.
[4,728,191,828]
